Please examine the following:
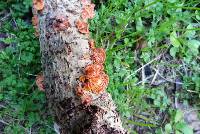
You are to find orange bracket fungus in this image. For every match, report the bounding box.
[32,15,39,36]
[36,74,45,91]
[84,64,104,78]
[81,4,95,20]
[88,39,95,49]
[33,0,44,11]
[75,19,89,34]
[53,17,71,31]
[83,72,109,94]
[74,0,108,104]
[91,48,106,64]
[78,63,109,95]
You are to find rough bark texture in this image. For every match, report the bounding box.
[35,0,126,133]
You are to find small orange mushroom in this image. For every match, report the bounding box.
[88,39,95,49]
[79,75,86,83]
[33,0,44,11]
[85,64,104,78]
[91,48,106,64]
[36,74,45,91]
[81,4,95,20]
[75,19,89,34]
[83,72,109,94]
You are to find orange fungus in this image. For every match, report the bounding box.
[33,0,44,11]
[88,39,95,49]
[85,64,104,78]
[91,48,106,64]
[75,19,89,34]
[82,4,95,20]
[36,74,45,91]
[83,72,109,94]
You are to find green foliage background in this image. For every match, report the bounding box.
[0,0,199,133]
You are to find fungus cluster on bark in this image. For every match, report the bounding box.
[34,0,109,106]
[76,20,89,34]
[33,0,126,133]
[74,1,109,106]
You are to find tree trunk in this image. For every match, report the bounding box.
[33,0,126,133]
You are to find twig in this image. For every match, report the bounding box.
[141,63,145,86]
[134,54,162,73]
[181,60,188,76]
[0,12,11,22]
[0,104,6,108]
[125,54,162,81]
[135,75,154,86]
[186,90,198,93]
[0,119,9,125]
[175,97,178,109]
[151,67,159,85]
[152,68,183,85]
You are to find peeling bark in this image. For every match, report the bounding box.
[35,0,126,133]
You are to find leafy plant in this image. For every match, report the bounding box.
[0,10,54,133]
[163,110,193,134]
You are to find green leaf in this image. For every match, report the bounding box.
[170,47,178,57]
[195,10,200,20]
[170,31,181,47]
[136,17,144,32]
[0,94,3,100]
[185,24,196,38]
[174,110,183,123]
[176,122,193,134]
[165,123,172,134]
[187,40,200,56]
[175,130,182,134]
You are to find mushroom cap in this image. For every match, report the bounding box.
[33,0,44,11]
[85,64,104,78]
[75,19,89,34]
[84,72,109,94]
[88,39,95,49]
[36,74,45,91]
[91,48,106,64]
[81,4,95,20]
